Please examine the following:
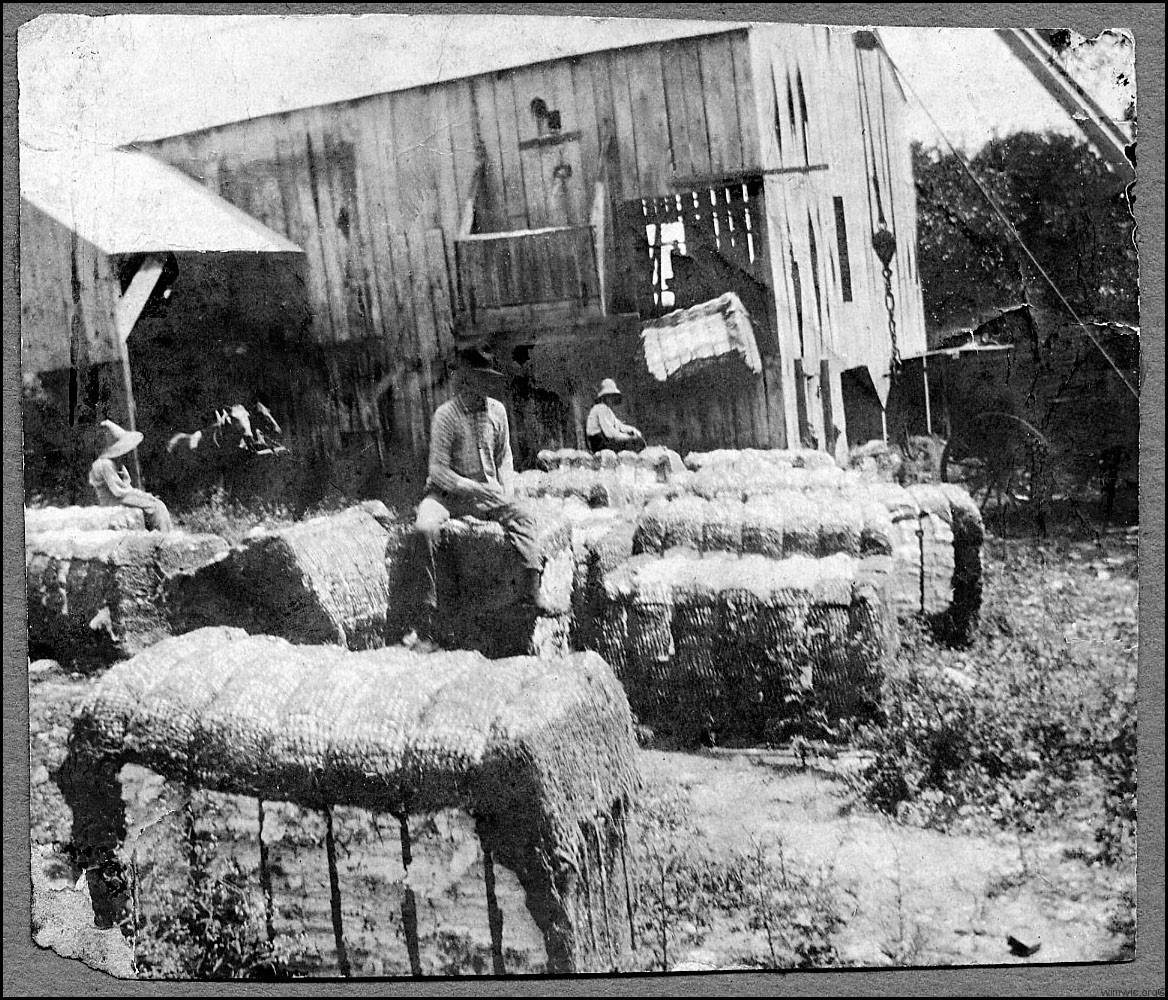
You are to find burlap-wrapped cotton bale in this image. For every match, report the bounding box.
[670,574,724,733]
[907,485,957,619]
[811,494,864,557]
[513,469,549,496]
[26,529,228,669]
[857,499,897,556]
[658,495,709,550]
[438,511,573,617]
[683,448,838,474]
[789,448,839,470]
[25,506,146,534]
[596,449,620,471]
[632,498,672,555]
[57,627,639,973]
[564,448,598,470]
[639,446,686,479]
[689,467,747,501]
[778,493,823,556]
[170,501,404,650]
[741,496,786,558]
[856,484,923,618]
[587,553,884,739]
[938,484,985,643]
[527,469,629,508]
[701,497,746,554]
[599,557,676,720]
[445,604,572,660]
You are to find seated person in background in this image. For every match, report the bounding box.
[88,420,173,532]
[586,379,644,454]
[405,347,546,651]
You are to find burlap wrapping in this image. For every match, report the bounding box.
[170,502,404,650]
[58,626,640,973]
[25,529,228,669]
[592,553,894,739]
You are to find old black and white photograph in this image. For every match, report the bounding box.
[9,6,1154,987]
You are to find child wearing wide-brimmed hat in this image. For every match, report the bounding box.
[88,420,173,532]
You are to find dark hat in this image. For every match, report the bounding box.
[457,346,506,378]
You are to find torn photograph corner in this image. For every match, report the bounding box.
[17,10,1141,982]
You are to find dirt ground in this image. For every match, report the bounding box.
[27,534,1138,977]
[29,699,1129,977]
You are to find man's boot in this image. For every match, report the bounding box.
[402,606,441,655]
[522,567,548,612]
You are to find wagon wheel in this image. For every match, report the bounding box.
[941,411,1051,518]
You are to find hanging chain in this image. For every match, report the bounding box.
[872,225,901,382]
[883,262,900,374]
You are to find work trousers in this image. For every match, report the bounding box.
[412,491,542,610]
[587,434,645,455]
[109,491,173,532]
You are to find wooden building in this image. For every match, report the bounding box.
[19,146,305,500]
[23,21,929,504]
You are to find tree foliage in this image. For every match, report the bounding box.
[913,132,1138,338]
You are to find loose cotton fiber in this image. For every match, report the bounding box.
[25,506,146,534]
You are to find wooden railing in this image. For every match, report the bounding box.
[456,225,601,315]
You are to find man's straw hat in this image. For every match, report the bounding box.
[98,419,143,459]
[596,378,622,402]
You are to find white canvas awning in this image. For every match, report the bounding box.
[20,145,302,256]
[640,292,763,383]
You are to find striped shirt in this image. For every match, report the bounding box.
[425,394,515,495]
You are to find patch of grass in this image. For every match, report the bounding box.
[131,803,303,980]
[175,485,296,545]
[851,537,1137,869]
[627,783,843,971]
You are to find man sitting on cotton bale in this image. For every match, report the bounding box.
[586,378,644,454]
[405,347,546,651]
[87,420,173,532]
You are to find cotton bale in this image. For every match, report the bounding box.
[701,497,746,554]
[906,485,957,618]
[936,484,985,642]
[169,501,404,650]
[438,511,573,617]
[57,627,639,973]
[587,552,886,739]
[741,496,786,558]
[25,529,229,669]
[777,493,823,556]
[658,495,709,550]
[25,506,146,534]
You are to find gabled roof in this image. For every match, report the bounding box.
[19,144,302,256]
[137,16,750,143]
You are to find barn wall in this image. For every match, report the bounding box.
[20,200,123,374]
[748,25,928,452]
[143,25,925,470]
[144,29,781,466]
[20,200,134,500]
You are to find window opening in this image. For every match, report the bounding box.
[833,196,854,302]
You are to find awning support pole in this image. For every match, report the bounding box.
[115,255,166,489]
[922,355,933,436]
